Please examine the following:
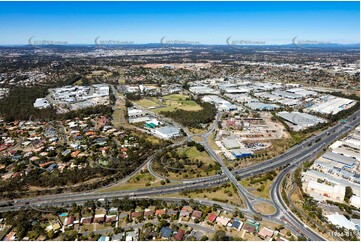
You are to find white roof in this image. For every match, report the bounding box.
[326,213,357,230]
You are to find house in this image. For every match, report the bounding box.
[258,227,274,239]
[94,214,105,223]
[64,216,74,227]
[105,215,117,223]
[80,217,92,224]
[216,217,230,227]
[155,209,167,216]
[243,220,260,235]
[46,222,61,232]
[191,210,203,220]
[231,220,243,231]
[160,227,173,239]
[207,213,217,223]
[174,229,185,241]
[180,206,193,219]
[167,210,178,217]
[144,210,154,218]
[131,211,142,220]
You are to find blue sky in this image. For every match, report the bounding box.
[0,1,359,45]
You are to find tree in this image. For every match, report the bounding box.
[212,230,226,241]
[344,186,353,203]
[160,180,166,185]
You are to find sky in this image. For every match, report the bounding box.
[0,1,359,45]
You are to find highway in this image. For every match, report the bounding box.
[0,108,359,240]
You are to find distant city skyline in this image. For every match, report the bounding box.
[0,1,359,45]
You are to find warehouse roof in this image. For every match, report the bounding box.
[322,151,356,167]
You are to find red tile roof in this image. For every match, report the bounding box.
[208,213,217,222]
[174,229,185,241]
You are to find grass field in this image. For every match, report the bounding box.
[135,99,159,108]
[158,183,244,208]
[135,94,203,113]
[253,202,276,215]
[97,170,163,192]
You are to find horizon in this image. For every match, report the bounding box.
[0,1,359,45]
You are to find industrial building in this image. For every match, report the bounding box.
[308,95,356,114]
[246,102,279,111]
[322,151,356,169]
[277,111,325,129]
[230,148,253,159]
[33,98,51,109]
[153,125,180,139]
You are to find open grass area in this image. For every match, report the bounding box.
[207,132,219,150]
[97,170,163,192]
[135,99,159,108]
[159,183,244,208]
[135,94,203,113]
[253,202,276,215]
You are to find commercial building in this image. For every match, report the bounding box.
[322,151,356,169]
[326,213,358,231]
[230,148,253,159]
[277,112,325,129]
[33,98,51,109]
[189,86,219,95]
[309,95,356,115]
[221,139,241,149]
[153,125,180,139]
[246,102,279,111]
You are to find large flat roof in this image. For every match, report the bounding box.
[277,112,325,127]
[322,151,356,166]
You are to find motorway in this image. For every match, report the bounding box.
[0,107,359,240]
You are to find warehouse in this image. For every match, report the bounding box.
[153,125,180,139]
[221,139,241,149]
[322,151,356,169]
[230,148,253,159]
[246,102,279,111]
[277,111,325,129]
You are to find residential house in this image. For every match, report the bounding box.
[80,217,92,224]
[174,229,185,241]
[216,217,230,227]
[160,227,173,240]
[191,210,203,220]
[64,216,74,227]
[231,220,243,231]
[258,227,274,239]
[207,213,217,223]
[94,214,105,223]
[180,206,193,220]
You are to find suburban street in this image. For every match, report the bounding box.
[1,109,359,241]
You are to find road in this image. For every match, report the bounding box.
[0,104,359,241]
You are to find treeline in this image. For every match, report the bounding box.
[0,86,53,122]
[0,86,113,122]
[160,100,217,128]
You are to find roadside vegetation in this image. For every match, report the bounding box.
[152,142,221,180]
[239,170,278,199]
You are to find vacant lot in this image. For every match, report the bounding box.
[135,94,203,113]
[253,202,276,215]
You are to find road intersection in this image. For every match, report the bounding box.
[1,108,359,241]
